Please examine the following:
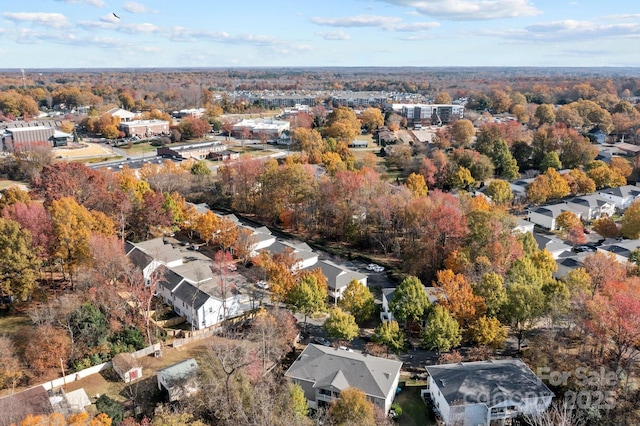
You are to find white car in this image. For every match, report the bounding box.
[366,263,378,271]
[373,265,385,272]
[256,280,269,289]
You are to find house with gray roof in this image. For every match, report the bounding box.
[263,240,318,270]
[565,194,615,221]
[125,238,184,284]
[597,185,640,210]
[426,359,553,426]
[157,358,200,402]
[532,233,572,259]
[284,344,402,413]
[527,204,581,231]
[0,386,53,426]
[303,260,367,302]
[597,239,640,264]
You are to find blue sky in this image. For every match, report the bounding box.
[1,0,639,69]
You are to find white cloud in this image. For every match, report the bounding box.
[3,12,70,29]
[311,14,439,32]
[118,23,161,34]
[378,0,541,20]
[56,0,106,7]
[317,30,351,40]
[123,2,151,14]
[479,19,640,43]
[312,15,401,28]
[100,13,120,24]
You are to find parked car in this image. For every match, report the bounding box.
[187,245,200,251]
[313,336,331,346]
[572,245,595,253]
[256,280,269,289]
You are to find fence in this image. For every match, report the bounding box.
[172,327,221,348]
[41,343,162,391]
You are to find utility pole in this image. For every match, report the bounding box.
[21,69,26,89]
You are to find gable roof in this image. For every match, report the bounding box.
[310,260,367,290]
[158,358,199,386]
[598,185,640,199]
[426,359,553,407]
[157,266,185,293]
[383,286,442,305]
[285,344,402,399]
[112,352,140,373]
[172,281,211,310]
[0,386,53,426]
[127,247,154,270]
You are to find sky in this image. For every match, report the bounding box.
[1,0,640,69]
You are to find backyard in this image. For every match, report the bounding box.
[395,378,436,426]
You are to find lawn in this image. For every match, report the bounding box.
[0,313,32,338]
[394,385,437,426]
[0,179,28,191]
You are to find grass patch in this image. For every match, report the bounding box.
[119,143,157,155]
[0,314,32,337]
[0,180,28,190]
[394,386,436,426]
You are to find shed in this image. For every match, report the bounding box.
[112,353,142,383]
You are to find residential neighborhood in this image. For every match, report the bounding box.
[3,49,640,426]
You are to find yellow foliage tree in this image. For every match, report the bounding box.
[405,172,428,197]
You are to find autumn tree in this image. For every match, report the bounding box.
[360,107,384,133]
[450,119,475,148]
[405,172,428,197]
[176,117,211,139]
[484,179,513,205]
[526,168,570,204]
[555,211,581,234]
[248,308,298,373]
[593,217,619,238]
[434,92,452,104]
[329,387,376,426]
[0,186,30,211]
[434,269,485,328]
[535,104,556,125]
[291,128,326,164]
[338,280,375,323]
[422,306,461,354]
[0,335,23,390]
[324,106,360,142]
[22,324,71,376]
[468,315,507,349]
[323,307,359,342]
[473,272,507,318]
[373,320,406,354]
[621,199,640,239]
[0,218,41,301]
[563,168,596,195]
[500,282,546,351]
[285,274,326,330]
[586,160,627,189]
[388,276,431,325]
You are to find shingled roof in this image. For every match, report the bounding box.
[285,344,402,399]
[426,359,553,407]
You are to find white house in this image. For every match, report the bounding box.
[426,359,553,426]
[527,204,581,231]
[597,185,640,210]
[513,218,535,234]
[304,260,367,302]
[264,240,318,270]
[284,344,402,413]
[532,234,572,259]
[597,239,640,264]
[564,195,615,221]
[125,238,184,284]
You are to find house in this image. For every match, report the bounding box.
[242,225,276,257]
[554,252,590,278]
[284,344,402,413]
[381,286,443,322]
[513,218,535,234]
[527,204,581,231]
[0,386,53,426]
[564,195,615,221]
[532,233,572,259]
[597,239,640,264]
[426,359,553,426]
[125,238,184,284]
[510,178,535,201]
[264,240,318,270]
[232,118,290,139]
[597,185,640,210]
[157,358,200,402]
[305,260,367,302]
[112,353,143,383]
[587,126,607,144]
